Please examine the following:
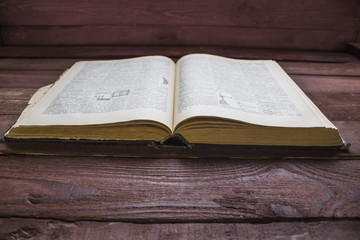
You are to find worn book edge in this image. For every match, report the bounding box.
[0,132,352,159]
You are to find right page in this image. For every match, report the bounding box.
[173,54,334,129]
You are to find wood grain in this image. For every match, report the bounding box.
[0,70,63,88]
[0,156,359,221]
[291,75,360,93]
[0,218,360,240]
[2,25,356,51]
[279,62,360,76]
[0,115,18,134]
[0,0,358,30]
[333,121,360,154]
[306,93,360,121]
[0,58,79,71]
[1,46,358,62]
[1,58,360,76]
[0,2,359,237]
[0,99,28,115]
[1,0,358,50]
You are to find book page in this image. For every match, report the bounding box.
[174,54,331,128]
[17,56,176,130]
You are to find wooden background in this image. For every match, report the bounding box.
[0,0,359,50]
[0,0,360,239]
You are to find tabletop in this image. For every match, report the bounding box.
[0,46,360,239]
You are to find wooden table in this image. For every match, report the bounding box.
[1,46,360,239]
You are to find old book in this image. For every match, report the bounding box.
[3,54,348,148]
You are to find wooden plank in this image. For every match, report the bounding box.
[291,75,360,93]
[334,121,360,155]
[0,218,360,240]
[0,115,18,134]
[0,88,38,100]
[0,46,358,63]
[1,26,356,51]
[0,0,358,31]
[2,59,360,76]
[306,93,360,121]
[0,100,28,115]
[0,70,63,88]
[279,62,360,76]
[0,155,359,221]
[0,58,79,71]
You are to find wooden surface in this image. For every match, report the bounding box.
[1,219,360,240]
[0,46,360,239]
[0,0,359,50]
[0,155,360,221]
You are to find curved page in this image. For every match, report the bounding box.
[174,54,332,129]
[16,56,175,130]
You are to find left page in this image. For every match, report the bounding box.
[14,56,176,130]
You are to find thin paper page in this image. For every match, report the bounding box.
[17,56,175,130]
[174,54,326,128]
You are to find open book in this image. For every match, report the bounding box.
[4,54,347,148]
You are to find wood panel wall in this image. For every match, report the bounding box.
[0,0,359,50]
